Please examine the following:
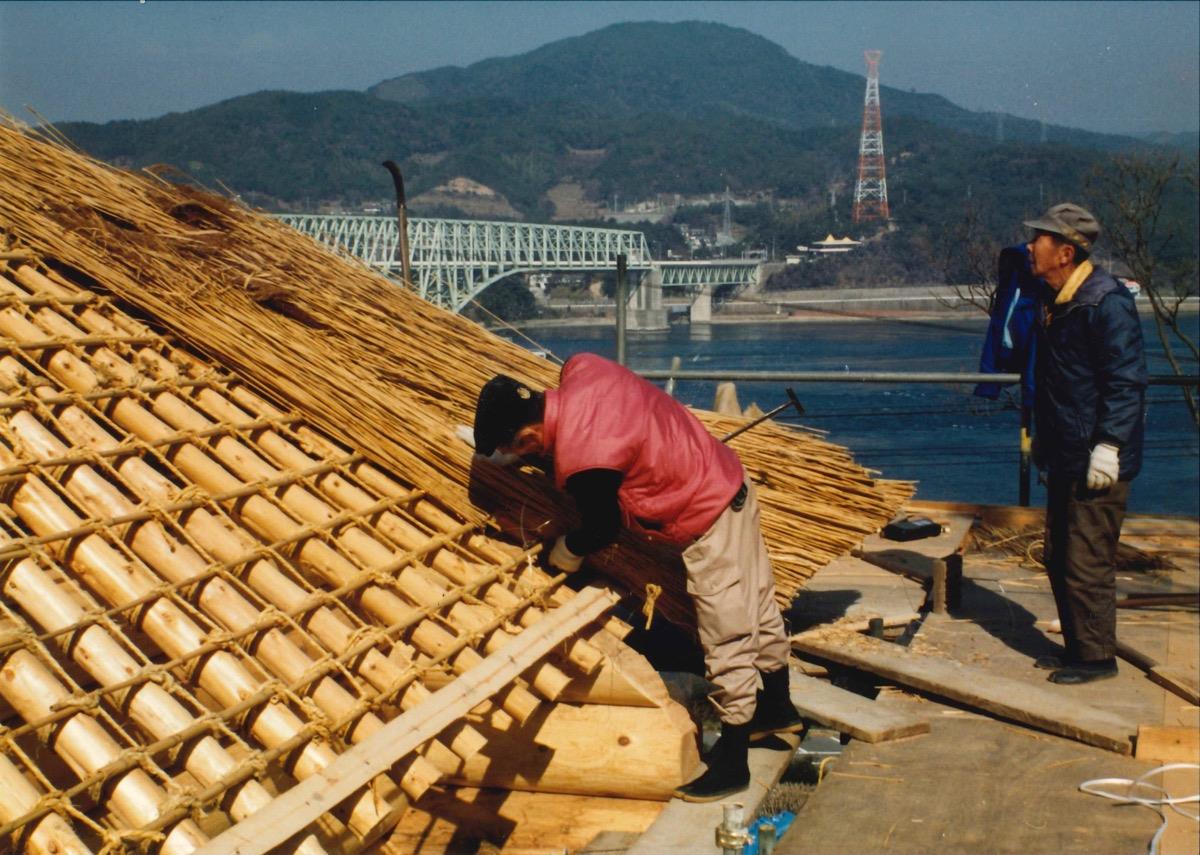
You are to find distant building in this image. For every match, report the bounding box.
[810,234,862,254]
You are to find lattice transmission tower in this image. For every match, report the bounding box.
[852,50,890,223]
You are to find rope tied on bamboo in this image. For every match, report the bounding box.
[642,584,663,630]
[99,824,167,854]
[297,696,338,744]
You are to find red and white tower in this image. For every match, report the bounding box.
[852,50,890,223]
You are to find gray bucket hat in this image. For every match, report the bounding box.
[1024,203,1101,251]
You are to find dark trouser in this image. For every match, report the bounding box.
[1043,471,1130,662]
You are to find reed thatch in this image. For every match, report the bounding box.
[0,118,912,629]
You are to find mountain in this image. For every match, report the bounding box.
[369,21,1137,151]
[1140,130,1200,152]
[54,20,1194,279]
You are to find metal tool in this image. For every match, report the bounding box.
[381,160,413,287]
[720,387,805,443]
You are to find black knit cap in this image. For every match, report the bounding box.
[473,374,542,455]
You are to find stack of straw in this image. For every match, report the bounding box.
[0,118,912,627]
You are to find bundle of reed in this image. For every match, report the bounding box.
[0,118,912,629]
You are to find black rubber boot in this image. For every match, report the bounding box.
[1049,658,1118,684]
[748,667,806,740]
[673,722,751,802]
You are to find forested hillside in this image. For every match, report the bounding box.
[55,20,1196,286]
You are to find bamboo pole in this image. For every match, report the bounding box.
[1,557,330,855]
[7,409,445,800]
[0,753,94,855]
[0,650,209,855]
[193,586,619,855]
[0,302,541,725]
[0,441,405,844]
[28,380,492,757]
[188,379,604,677]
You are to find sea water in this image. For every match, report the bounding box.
[500,316,1199,517]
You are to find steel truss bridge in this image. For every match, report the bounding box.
[278,214,759,313]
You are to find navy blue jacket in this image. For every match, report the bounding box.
[1034,265,1147,479]
[975,245,1040,405]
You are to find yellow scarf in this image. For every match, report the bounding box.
[1054,260,1094,305]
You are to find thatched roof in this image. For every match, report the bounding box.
[0,118,910,849]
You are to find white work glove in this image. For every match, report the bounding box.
[547,535,585,574]
[456,424,520,466]
[454,424,475,448]
[1086,443,1120,491]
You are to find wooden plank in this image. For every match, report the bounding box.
[1116,639,1200,706]
[793,633,1136,754]
[789,671,929,743]
[626,733,800,855]
[193,586,619,855]
[1136,725,1200,763]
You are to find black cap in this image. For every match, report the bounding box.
[473,374,542,455]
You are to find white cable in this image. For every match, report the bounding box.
[1079,763,1199,855]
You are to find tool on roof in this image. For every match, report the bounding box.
[382,160,413,287]
[720,387,805,443]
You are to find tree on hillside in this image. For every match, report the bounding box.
[1088,153,1199,425]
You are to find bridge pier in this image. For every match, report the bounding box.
[689,284,713,325]
[628,266,668,331]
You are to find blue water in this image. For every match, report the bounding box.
[500,316,1200,517]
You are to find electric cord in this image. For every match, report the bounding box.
[1079,763,1199,855]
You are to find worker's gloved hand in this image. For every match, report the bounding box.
[475,450,520,467]
[1086,443,1120,490]
[547,535,585,574]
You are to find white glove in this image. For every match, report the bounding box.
[454,424,475,448]
[547,535,584,574]
[1086,443,1120,490]
[473,451,520,467]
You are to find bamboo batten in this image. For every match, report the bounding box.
[0,117,911,631]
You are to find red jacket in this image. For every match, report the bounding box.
[543,354,744,544]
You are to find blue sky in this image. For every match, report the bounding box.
[1,1,1197,135]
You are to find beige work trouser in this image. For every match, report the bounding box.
[682,477,790,725]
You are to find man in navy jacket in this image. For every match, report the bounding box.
[1025,203,1147,684]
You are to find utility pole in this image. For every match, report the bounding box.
[852,50,890,224]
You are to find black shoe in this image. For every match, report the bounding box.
[1049,659,1118,685]
[673,722,751,802]
[1034,655,1063,670]
[748,667,806,740]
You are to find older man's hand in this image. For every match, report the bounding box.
[1086,443,1120,490]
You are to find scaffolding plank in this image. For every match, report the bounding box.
[793,634,1135,754]
[790,671,930,743]
[192,586,619,855]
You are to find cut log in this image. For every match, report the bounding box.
[445,699,698,799]
[793,633,1135,754]
[0,753,94,855]
[381,787,663,855]
[190,586,618,855]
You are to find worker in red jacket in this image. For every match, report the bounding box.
[473,353,802,802]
